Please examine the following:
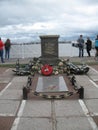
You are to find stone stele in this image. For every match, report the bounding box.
[40,35,59,65]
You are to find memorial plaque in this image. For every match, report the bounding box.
[40,35,59,64]
[36,76,68,93]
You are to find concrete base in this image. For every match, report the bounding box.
[39,57,59,65]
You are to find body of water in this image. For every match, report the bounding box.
[9,43,95,58]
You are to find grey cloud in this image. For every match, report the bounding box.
[0,0,57,26]
[0,0,98,42]
[81,0,98,5]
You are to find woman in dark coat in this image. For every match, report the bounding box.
[85,37,92,57]
[5,39,11,59]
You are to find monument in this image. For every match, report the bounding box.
[40,35,59,65]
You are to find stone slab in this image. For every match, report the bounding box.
[17,118,52,130]
[75,75,90,87]
[55,100,85,117]
[0,77,11,83]
[40,35,59,64]
[88,67,98,75]
[88,67,98,81]
[0,90,22,100]
[8,82,26,90]
[22,100,51,117]
[36,76,68,92]
[84,88,98,99]
[57,117,92,130]
[40,35,59,58]
[85,99,98,114]
[89,75,98,81]
[0,100,20,116]
[11,76,28,83]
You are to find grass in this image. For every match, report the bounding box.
[0,63,27,68]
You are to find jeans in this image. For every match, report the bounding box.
[0,49,4,63]
[79,47,84,57]
[5,48,10,59]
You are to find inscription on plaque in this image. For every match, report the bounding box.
[44,42,57,57]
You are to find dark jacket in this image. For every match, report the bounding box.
[86,39,92,50]
[5,39,11,49]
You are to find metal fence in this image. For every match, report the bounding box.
[7,43,95,59]
[10,43,41,58]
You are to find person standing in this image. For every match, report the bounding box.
[85,37,92,57]
[0,37,5,63]
[95,35,98,59]
[77,35,85,57]
[5,38,11,59]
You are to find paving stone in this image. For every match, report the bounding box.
[55,100,85,117]
[89,76,98,81]
[75,75,95,91]
[84,99,98,115]
[0,90,22,100]
[57,117,92,130]
[88,67,98,75]
[84,88,98,99]
[75,75,91,87]
[16,117,52,130]
[0,77,11,83]
[0,100,20,116]
[11,76,28,83]
[22,100,51,117]
[3,68,13,74]
[73,75,98,99]
[83,80,98,88]
[88,67,98,81]
[8,82,26,90]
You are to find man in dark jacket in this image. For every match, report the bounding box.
[85,37,92,57]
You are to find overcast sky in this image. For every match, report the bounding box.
[0,0,98,42]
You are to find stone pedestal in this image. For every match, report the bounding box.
[40,35,59,65]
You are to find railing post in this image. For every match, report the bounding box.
[78,86,84,99]
[23,86,28,100]
[21,43,24,59]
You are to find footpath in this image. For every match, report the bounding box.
[0,56,98,130]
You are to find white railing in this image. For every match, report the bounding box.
[7,43,95,59]
[10,43,41,58]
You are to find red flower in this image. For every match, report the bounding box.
[41,64,53,76]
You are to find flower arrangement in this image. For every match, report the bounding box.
[30,57,68,75]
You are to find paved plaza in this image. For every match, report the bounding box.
[0,57,98,130]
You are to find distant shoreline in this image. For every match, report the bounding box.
[12,41,72,45]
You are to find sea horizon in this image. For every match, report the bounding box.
[8,43,95,59]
